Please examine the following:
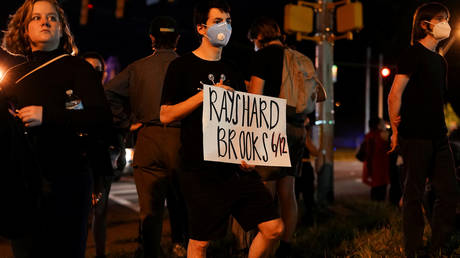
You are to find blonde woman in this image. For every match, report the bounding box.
[0,0,111,257]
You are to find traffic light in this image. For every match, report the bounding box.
[284,4,314,34]
[380,67,390,78]
[336,2,363,33]
[115,0,125,19]
[80,0,89,25]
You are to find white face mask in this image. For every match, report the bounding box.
[426,21,451,40]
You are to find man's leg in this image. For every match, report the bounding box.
[133,167,168,258]
[166,174,188,256]
[430,138,459,251]
[248,218,284,258]
[277,176,297,242]
[187,239,209,258]
[92,176,113,257]
[399,138,433,255]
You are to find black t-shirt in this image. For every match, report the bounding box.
[396,42,448,139]
[161,52,245,171]
[249,44,284,98]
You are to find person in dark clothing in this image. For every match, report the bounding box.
[247,17,324,257]
[104,16,188,257]
[82,51,114,258]
[388,2,459,256]
[160,1,283,257]
[362,117,390,201]
[0,0,112,257]
[295,117,319,227]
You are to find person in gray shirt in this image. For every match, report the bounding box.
[104,16,187,258]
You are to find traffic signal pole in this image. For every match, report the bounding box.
[288,0,362,205]
[315,0,335,204]
[378,54,383,118]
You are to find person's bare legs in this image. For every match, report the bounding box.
[187,239,209,258]
[248,218,284,258]
[277,176,297,242]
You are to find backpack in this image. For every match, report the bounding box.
[280,48,326,115]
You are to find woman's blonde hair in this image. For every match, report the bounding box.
[1,0,78,56]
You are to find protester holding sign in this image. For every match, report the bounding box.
[160,1,283,257]
[247,17,325,257]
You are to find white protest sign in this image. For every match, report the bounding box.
[202,84,291,167]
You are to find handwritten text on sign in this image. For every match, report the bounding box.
[202,84,291,167]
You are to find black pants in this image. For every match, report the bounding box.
[370,185,387,201]
[11,172,93,258]
[295,161,315,225]
[133,126,187,258]
[399,136,459,254]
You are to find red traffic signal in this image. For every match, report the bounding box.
[380,67,390,78]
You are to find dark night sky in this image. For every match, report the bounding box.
[1,0,460,148]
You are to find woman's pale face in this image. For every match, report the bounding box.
[27,1,62,52]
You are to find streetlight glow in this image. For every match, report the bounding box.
[381,67,390,78]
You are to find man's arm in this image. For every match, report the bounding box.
[160,91,203,125]
[387,74,410,152]
[160,80,234,125]
[247,75,265,94]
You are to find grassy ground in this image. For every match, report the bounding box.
[207,200,460,258]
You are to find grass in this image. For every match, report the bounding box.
[95,198,460,257]
[207,199,460,257]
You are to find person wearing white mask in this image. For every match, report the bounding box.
[388,2,459,256]
[160,1,283,257]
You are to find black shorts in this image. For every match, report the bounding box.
[256,123,306,181]
[179,168,279,241]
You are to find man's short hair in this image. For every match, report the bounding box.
[193,0,230,29]
[411,2,450,45]
[247,17,282,45]
[149,16,179,49]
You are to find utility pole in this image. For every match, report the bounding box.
[365,47,371,133]
[315,0,335,204]
[378,54,383,118]
[80,0,89,25]
[285,0,362,205]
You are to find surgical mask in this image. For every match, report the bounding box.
[426,21,451,40]
[204,22,232,47]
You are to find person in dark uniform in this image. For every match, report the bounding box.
[104,16,188,257]
[0,0,112,257]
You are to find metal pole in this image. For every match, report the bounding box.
[315,0,334,205]
[365,47,371,133]
[378,54,383,118]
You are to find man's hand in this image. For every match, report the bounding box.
[130,122,143,131]
[12,105,43,127]
[215,79,234,91]
[239,160,255,172]
[392,115,401,128]
[388,132,398,153]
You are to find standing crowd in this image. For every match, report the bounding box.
[0,1,458,258]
